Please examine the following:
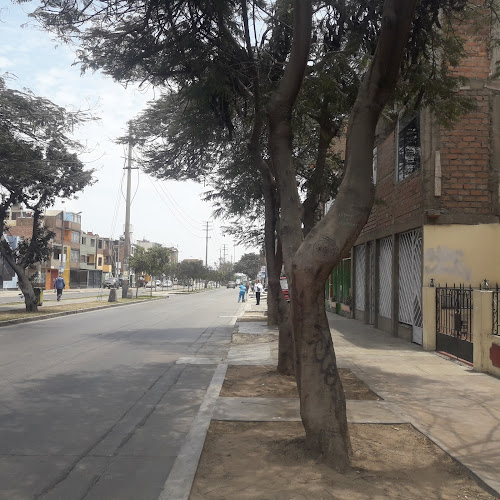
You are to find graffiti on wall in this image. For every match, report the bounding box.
[424,246,472,282]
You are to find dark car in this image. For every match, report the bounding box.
[227,281,236,288]
[103,277,120,288]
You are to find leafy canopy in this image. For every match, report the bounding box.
[0,76,94,268]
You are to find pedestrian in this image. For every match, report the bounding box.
[54,274,65,301]
[255,279,264,305]
[238,283,246,303]
[245,282,250,299]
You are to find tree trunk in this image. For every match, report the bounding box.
[0,245,38,312]
[268,0,417,470]
[291,274,350,468]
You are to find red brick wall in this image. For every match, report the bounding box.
[449,12,490,81]
[7,225,33,240]
[440,89,492,216]
[358,131,424,239]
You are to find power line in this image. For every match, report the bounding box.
[147,176,204,238]
[155,181,206,232]
[161,181,206,228]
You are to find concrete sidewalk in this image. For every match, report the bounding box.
[161,299,500,499]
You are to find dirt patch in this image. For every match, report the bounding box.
[231,334,278,345]
[191,421,495,500]
[220,365,380,400]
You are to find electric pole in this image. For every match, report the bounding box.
[204,221,211,267]
[222,244,228,263]
[122,123,133,298]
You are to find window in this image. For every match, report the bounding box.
[372,147,378,185]
[71,231,80,243]
[70,250,79,262]
[90,238,95,247]
[98,240,103,249]
[81,237,86,245]
[397,112,421,182]
[80,255,87,263]
[98,257,102,266]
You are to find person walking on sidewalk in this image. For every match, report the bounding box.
[255,280,264,305]
[238,283,246,303]
[54,275,65,301]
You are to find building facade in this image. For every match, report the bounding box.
[345,22,500,369]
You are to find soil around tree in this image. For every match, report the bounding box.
[191,421,496,500]
[220,364,381,400]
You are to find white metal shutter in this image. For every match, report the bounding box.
[355,245,366,311]
[379,237,392,319]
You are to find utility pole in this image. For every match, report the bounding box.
[204,221,210,267]
[222,244,228,263]
[122,123,133,298]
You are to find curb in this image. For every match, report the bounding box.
[0,296,168,328]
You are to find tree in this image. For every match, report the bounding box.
[130,246,171,295]
[25,0,484,469]
[234,253,262,280]
[177,260,206,289]
[0,77,93,311]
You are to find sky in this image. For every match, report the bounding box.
[0,1,258,266]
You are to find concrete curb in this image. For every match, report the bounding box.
[158,364,228,500]
[0,296,168,328]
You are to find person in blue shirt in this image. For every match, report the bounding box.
[54,275,66,301]
[238,283,246,303]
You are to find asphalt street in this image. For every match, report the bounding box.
[0,287,243,499]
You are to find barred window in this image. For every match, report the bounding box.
[397,113,421,182]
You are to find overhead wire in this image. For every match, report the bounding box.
[155,180,206,232]
[147,175,204,238]
[160,180,206,228]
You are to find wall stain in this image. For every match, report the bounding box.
[424,246,471,282]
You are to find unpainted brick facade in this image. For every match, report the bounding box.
[355,32,499,245]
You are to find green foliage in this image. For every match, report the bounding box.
[234,252,263,280]
[0,76,93,270]
[177,259,207,281]
[25,0,487,240]
[129,246,171,279]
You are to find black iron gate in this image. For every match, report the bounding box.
[436,285,473,363]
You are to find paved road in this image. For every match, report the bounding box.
[0,288,243,499]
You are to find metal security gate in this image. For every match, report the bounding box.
[355,245,365,312]
[436,285,473,363]
[368,241,376,324]
[379,237,392,319]
[398,229,423,344]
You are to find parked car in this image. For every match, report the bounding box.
[227,281,236,288]
[103,277,120,289]
[161,280,173,288]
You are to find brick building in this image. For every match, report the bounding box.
[327,14,500,363]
